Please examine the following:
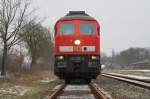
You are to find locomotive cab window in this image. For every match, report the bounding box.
[60,23,74,35]
[80,24,95,34]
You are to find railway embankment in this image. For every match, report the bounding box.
[96,70,150,99]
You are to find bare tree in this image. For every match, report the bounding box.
[0,0,31,75]
[20,21,53,71]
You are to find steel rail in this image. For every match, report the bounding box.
[89,83,110,99]
[103,73,150,83]
[49,83,110,99]
[48,84,66,99]
[102,73,150,90]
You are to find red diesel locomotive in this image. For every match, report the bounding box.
[54,11,101,83]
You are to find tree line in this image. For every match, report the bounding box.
[101,48,150,69]
[0,0,53,76]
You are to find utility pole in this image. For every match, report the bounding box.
[111,49,115,67]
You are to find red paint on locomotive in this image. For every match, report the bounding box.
[54,19,100,55]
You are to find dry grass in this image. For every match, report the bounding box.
[0,70,62,99]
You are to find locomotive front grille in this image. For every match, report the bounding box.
[69,56,84,61]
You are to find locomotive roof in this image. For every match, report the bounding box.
[60,11,95,20]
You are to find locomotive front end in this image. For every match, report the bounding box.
[54,11,101,83]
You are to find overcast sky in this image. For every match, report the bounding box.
[32,0,150,55]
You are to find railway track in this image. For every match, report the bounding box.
[48,83,111,99]
[102,73,150,90]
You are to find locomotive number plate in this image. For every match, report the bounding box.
[73,46,82,51]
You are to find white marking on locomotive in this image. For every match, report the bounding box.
[60,46,73,52]
[59,46,96,52]
[82,46,95,52]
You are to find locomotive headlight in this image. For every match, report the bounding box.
[57,56,64,60]
[74,40,81,45]
[91,56,99,60]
